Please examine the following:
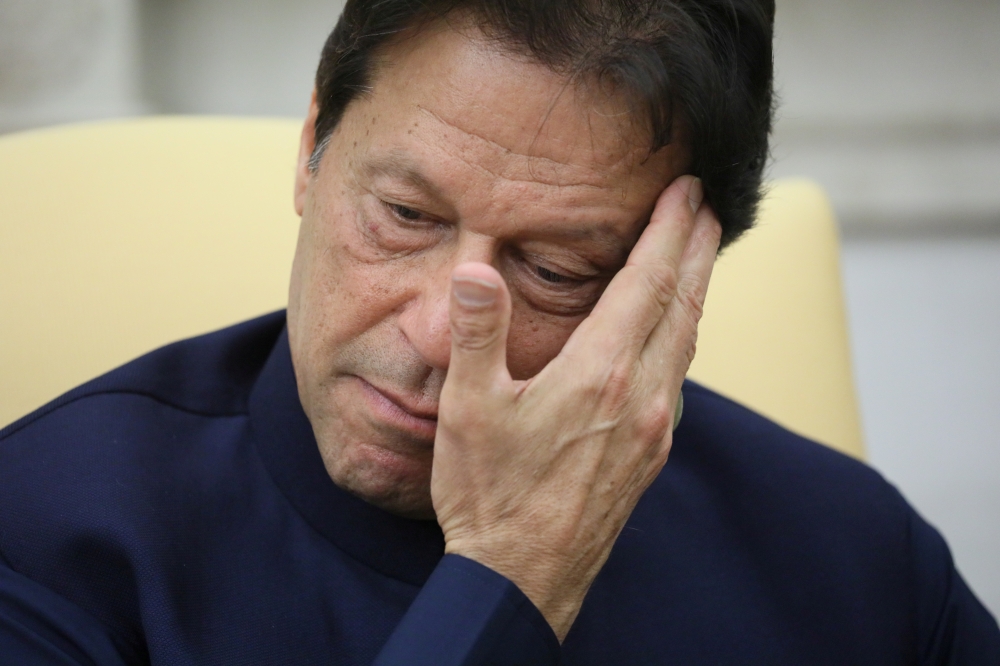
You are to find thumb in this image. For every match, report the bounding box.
[447,262,512,392]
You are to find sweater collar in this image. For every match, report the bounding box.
[248,324,445,586]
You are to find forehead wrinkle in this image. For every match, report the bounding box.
[416,105,642,191]
[365,140,638,252]
[481,190,642,251]
[413,126,608,195]
[363,142,643,267]
[451,156,645,253]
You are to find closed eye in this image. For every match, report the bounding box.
[505,249,607,316]
[535,265,573,284]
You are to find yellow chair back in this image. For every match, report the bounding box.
[0,117,863,458]
[688,180,865,458]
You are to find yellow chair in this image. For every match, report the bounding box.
[688,181,865,458]
[0,117,864,459]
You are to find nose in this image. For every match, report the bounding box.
[396,238,495,371]
[397,277,452,371]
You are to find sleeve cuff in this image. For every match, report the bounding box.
[374,553,560,666]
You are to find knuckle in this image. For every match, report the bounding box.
[675,275,707,325]
[685,337,698,366]
[599,361,634,410]
[674,277,705,335]
[451,314,500,351]
[641,264,679,310]
[637,396,673,443]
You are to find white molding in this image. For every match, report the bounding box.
[770,119,1000,233]
[0,0,143,136]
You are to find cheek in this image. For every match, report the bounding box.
[505,306,584,380]
[292,198,414,361]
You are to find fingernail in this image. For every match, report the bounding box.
[452,276,497,308]
[688,178,703,215]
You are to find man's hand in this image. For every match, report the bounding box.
[431,175,721,641]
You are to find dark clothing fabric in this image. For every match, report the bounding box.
[1,312,997,665]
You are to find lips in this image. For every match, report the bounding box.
[354,376,439,439]
[369,383,438,421]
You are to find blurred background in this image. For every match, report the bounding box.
[1,0,998,616]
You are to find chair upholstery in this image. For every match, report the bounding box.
[0,117,864,458]
[687,179,865,458]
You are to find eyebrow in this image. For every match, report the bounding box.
[360,151,640,257]
[362,152,446,200]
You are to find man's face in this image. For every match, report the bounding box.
[288,20,688,519]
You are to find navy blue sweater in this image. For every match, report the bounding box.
[1,312,997,664]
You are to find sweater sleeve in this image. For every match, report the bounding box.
[373,554,560,666]
[0,560,128,666]
[909,509,1000,665]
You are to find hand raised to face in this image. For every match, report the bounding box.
[432,175,721,641]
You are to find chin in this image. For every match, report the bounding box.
[330,442,437,520]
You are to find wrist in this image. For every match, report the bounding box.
[445,538,584,642]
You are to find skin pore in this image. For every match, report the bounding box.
[288,19,689,520]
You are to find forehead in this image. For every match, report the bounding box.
[333,20,687,240]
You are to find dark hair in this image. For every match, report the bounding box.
[313,0,775,248]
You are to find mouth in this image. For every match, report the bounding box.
[354,376,439,440]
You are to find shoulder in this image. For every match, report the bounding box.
[1,310,286,440]
[0,307,286,496]
[617,384,916,655]
[0,311,285,515]
[649,381,917,616]
[0,310,286,509]
[668,382,1000,658]
[577,382,1000,663]
[671,379,901,519]
[0,312,285,563]
[0,312,288,654]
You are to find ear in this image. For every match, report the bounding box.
[294,89,320,217]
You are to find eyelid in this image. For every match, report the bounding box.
[388,202,422,219]
[368,178,449,219]
[381,199,438,226]
[519,251,599,284]
[536,265,582,285]
[517,262,606,317]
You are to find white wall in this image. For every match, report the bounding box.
[0,0,146,133]
[842,235,1000,616]
[771,0,1000,232]
[137,0,340,117]
[1,0,998,617]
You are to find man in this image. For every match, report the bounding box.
[1,0,997,664]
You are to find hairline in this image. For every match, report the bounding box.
[308,12,661,174]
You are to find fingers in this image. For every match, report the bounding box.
[642,202,722,374]
[676,202,723,322]
[446,262,514,394]
[577,175,704,355]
